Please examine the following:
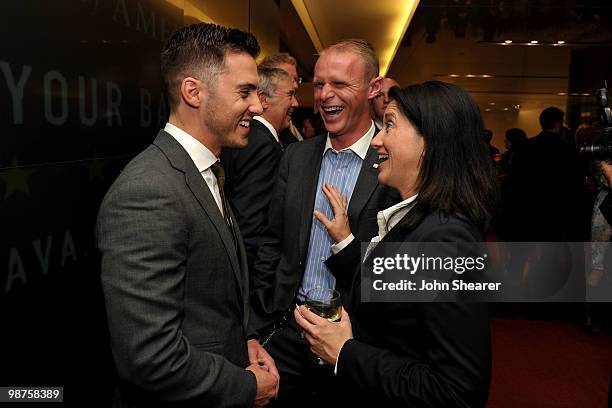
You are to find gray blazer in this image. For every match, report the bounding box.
[97,130,256,407]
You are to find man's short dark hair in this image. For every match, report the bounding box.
[161,23,260,110]
[539,107,564,131]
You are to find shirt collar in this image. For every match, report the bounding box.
[164,122,218,172]
[324,121,375,160]
[253,116,280,143]
[377,194,418,235]
[374,119,383,131]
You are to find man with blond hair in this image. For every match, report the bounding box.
[250,39,397,404]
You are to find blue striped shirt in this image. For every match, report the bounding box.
[299,124,375,299]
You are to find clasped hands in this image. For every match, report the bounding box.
[246,339,279,407]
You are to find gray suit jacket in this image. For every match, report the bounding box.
[97,130,256,407]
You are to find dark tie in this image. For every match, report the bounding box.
[210,161,237,248]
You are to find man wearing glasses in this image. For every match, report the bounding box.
[222,65,299,273]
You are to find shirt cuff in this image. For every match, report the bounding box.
[333,339,351,375]
[331,234,355,255]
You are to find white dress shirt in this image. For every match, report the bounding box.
[164,122,224,216]
[323,121,375,160]
[253,116,280,144]
[333,194,418,374]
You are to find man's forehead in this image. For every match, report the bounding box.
[275,62,297,75]
[315,50,364,76]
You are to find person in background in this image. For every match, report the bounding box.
[371,77,399,130]
[500,127,527,175]
[222,66,299,272]
[259,53,303,148]
[485,129,501,157]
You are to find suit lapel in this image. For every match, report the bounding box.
[253,119,281,148]
[298,136,327,261]
[347,146,379,230]
[153,131,246,306]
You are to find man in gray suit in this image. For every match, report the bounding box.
[97,23,278,407]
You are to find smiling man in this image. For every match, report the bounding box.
[249,39,398,405]
[97,23,279,408]
[222,66,299,272]
[371,77,400,130]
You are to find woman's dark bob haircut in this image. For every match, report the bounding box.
[389,81,499,233]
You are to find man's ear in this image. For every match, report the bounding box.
[367,76,383,100]
[258,91,270,111]
[180,77,202,108]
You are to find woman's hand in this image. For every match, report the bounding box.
[313,183,352,243]
[294,305,353,365]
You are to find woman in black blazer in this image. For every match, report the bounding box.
[294,81,499,408]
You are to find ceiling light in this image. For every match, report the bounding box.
[557,41,565,44]
[466,74,475,78]
[514,105,520,109]
[485,108,491,111]
[503,107,509,111]
[481,74,492,78]
[449,74,460,78]
[529,40,539,45]
[504,40,512,44]
[489,102,496,106]
[582,93,591,96]
[558,92,567,96]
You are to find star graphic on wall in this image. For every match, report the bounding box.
[85,152,106,182]
[0,158,36,200]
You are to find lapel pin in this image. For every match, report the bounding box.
[372,163,379,169]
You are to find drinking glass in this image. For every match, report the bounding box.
[304,288,342,365]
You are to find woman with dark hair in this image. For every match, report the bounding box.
[294,81,498,407]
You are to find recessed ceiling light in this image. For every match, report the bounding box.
[449,74,460,78]
[485,108,491,111]
[504,40,512,44]
[582,93,591,96]
[558,92,567,96]
[489,102,496,106]
[503,107,509,111]
[557,40,565,44]
[514,105,521,109]
[481,74,492,78]
[466,74,475,78]
[529,40,538,45]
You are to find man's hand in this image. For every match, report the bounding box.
[294,305,353,365]
[247,339,279,397]
[246,363,278,408]
[313,183,352,243]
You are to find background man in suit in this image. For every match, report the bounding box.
[370,77,399,130]
[96,23,278,407]
[259,54,303,147]
[222,66,299,272]
[250,39,396,404]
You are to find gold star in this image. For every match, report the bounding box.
[0,159,36,200]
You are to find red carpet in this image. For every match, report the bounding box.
[487,318,612,408]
